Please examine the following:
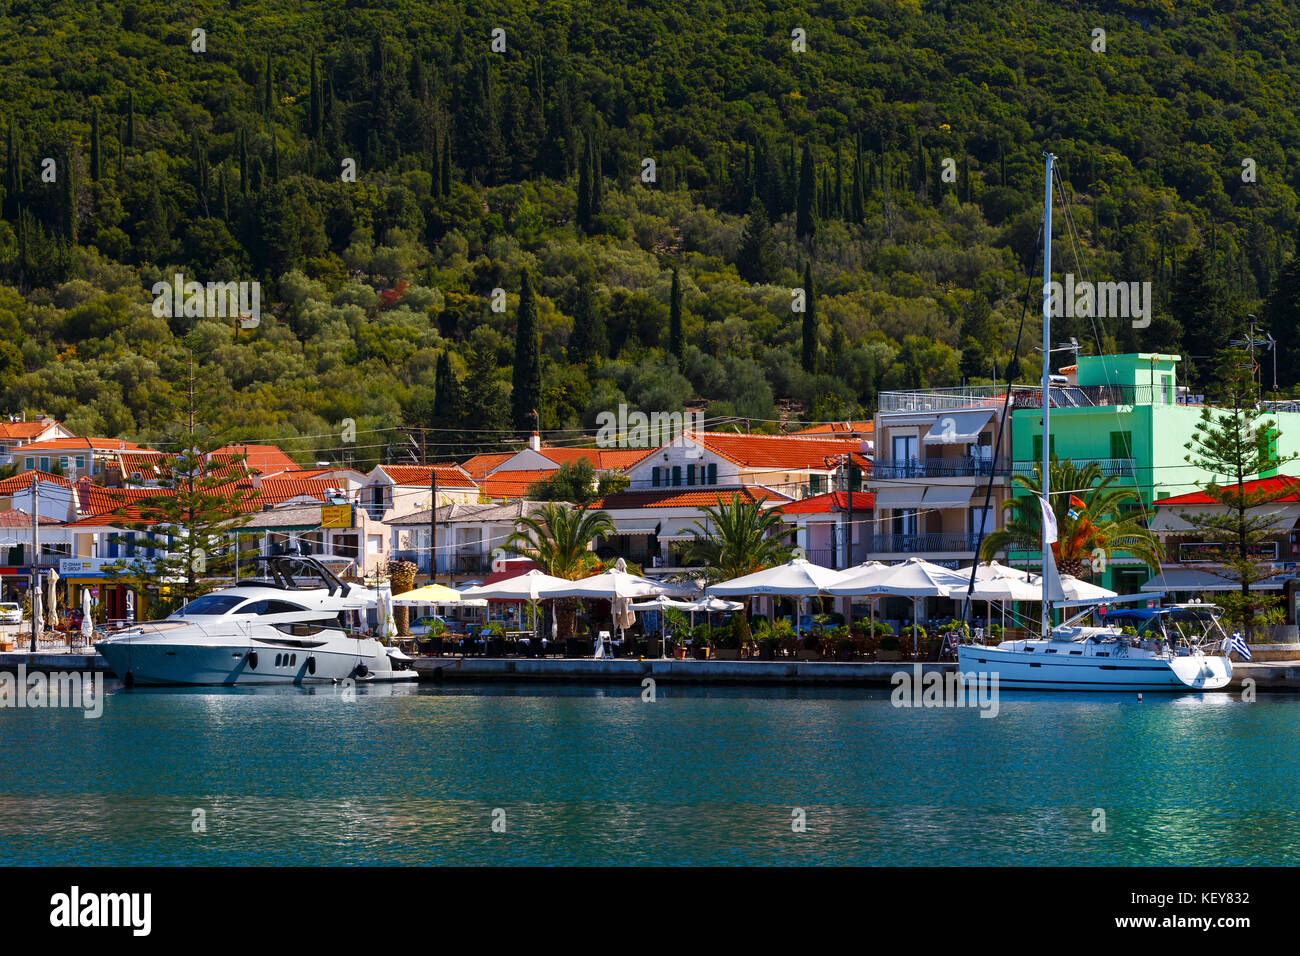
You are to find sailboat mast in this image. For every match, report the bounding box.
[1041,152,1054,639]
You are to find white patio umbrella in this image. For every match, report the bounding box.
[627,595,746,657]
[80,589,93,641]
[463,569,586,644]
[706,558,847,637]
[31,581,42,644]
[374,582,398,641]
[126,589,135,623]
[540,558,688,644]
[46,567,59,630]
[829,560,890,637]
[827,557,970,657]
[1057,575,1118,601]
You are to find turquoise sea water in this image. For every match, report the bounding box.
[1,681,1297,866]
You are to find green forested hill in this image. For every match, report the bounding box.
[1,0,1299,464]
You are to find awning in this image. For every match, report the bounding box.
[1140,568,1283,591]
[872,487,928,509]
[612,528,659,536]
[1152,503,1300,533]
[922,486,974,508]
[923,409,993,444]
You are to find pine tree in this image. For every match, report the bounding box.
[90,106,102,182]
[796,142,816,239]
[801,262,817,372]
[1183,349,1299,635]
[512,270,542,431]
[669,266,684,361]
[737,196,779,284]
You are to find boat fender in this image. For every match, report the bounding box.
[306,655,316,675]
[354,662,369,678]
[247,651,258,669]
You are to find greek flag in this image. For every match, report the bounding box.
[1228,631,1252,661]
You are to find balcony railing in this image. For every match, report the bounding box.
[880,384,1200,413]
[864,532,983,554]
[392,550,493,575]
[879,386,1004,412]
[873,457,1010,479]
[1012,458,1136,479]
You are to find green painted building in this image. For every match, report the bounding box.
[1008,353,1300,591]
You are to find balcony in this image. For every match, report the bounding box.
[880,384,1198,413]
[864,532,983,554]
[1012,458,1135,479]
[391,550,493,575]
[873,457,1009,480]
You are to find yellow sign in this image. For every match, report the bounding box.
[321,504,352,528]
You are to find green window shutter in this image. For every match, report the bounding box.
[686,464,696,485]
[651,467,660,488]
[1109,431,1132,459]
[707,463,717,484]
[672,465,681,486]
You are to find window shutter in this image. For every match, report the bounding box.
[651,467,660,487]
[686,464,695,485]
[707,463,717,484]
[672,465,682,486]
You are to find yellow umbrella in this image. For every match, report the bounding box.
[391,583,471,605]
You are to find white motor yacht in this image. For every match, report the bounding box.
[95,556,418,686]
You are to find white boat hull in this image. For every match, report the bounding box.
[96,628,417,686]
[957,643,1232,692]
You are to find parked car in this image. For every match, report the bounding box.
[409,615,448,636]
[65,608,84,630]
[0,602,20,625]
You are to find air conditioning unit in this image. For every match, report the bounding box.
[129,471,143,482]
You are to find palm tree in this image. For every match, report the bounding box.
[680,493,795,644]
[503,502,615,638]
[387,558,417,636]
[979,458,1162,577]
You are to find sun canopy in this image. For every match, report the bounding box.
[873,487,928,509]
[922,485,974,508]
[391,583,484,606]
[539,558,692,599]
[923,409,993,444]
[627,596,744,613]
[1140,568,1282,592]
[705,558,847,596]
[460,569,574,601]
[1057,575,1118,601]
[827,557,970,597]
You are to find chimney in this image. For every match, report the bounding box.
[529,431,541,451]
[76,476,91,511]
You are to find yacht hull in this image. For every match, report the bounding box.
[95,632,417,686]
[957,644,1232,692]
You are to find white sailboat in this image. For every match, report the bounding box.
[956,153,1232,692]
[95,556,418,686]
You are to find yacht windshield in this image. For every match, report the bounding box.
[175,594,247,616]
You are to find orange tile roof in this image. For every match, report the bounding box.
[627,432,869,472]
[593,486,789,509]
[0,421,59,441]
[1158,475,1300,506]
[210,444,300,474]
[377,464,478,488]
[244,477,341,508]
[0,470,73,494]
[476,470,559,498]
[16,437,156,453]
[777,491,874,514]
[793,421,874,436]
[536,447,646,471]
[0,509,60,528]
[460,452,515,481]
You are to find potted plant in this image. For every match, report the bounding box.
[796,626,822,661]
[901,624,926,659]
[711,620,742,660]
[691,623,712,660]
[877,634,902,661]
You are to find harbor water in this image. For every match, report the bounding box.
[2,682,1297,866]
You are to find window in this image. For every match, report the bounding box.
[892,435,917,462]
[176,594,247,616]
[706,463,717,485]
[969,507,994,536]
[239,599,309,615]
[809,474,824,495]
[1109,431,1132,459]
[1031,434,1057,462]
[75,456,85,470]
[23,457,32,470]
[892,509,919,536]
[671,465,682,486]
[38,457,49,471]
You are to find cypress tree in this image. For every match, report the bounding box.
[796,142,816,239]
[737,195,779,284]
[834,145,843,219]
[511,270,542,431]
[576,136,592,232]
[263,54,274,114]
[961,155,971,203]
[125,90,135,148]
[219,168,229,221]
[90,106,102,182]
[270,137,280,184]
[440,129,452,197]
[239,129,248,196]
[589,135,602,217]
[3,119,17,220]
[819,166,832,220]
[801,262,817,372]
[61,148,76,243]
[309,53,322,140]
[432,350,463,426]
[570,277,606,366]
[669,267,684,361]
[850,134,866,223]
[430,139,442,198]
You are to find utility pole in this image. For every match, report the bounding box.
[30,478,38,652]
[429,463,438,583]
